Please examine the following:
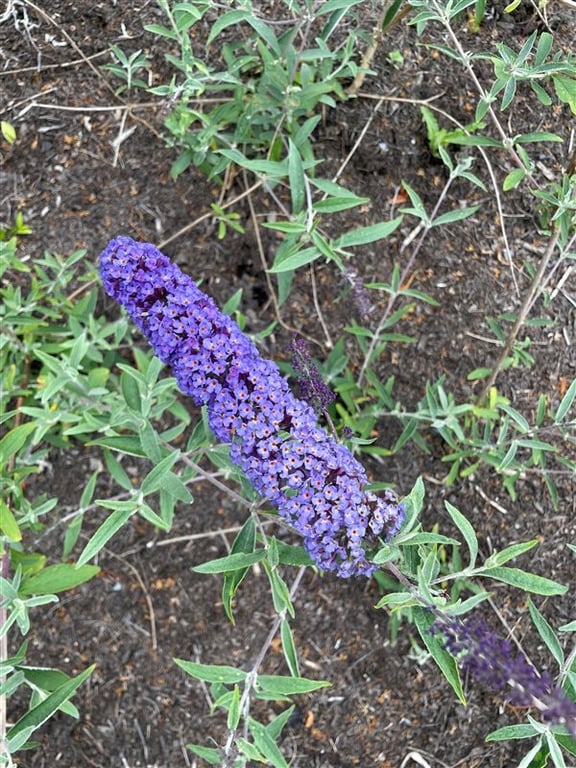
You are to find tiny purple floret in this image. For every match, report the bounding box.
[99,237,405,578]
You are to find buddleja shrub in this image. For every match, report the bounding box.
[2,230,575,764]
[84,236,576,767]
[3,0,576,763]
[102,0,576,504]
[0,238,191,760]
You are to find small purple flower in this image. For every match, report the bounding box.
[432,614,576,734]
[100,237,405,578]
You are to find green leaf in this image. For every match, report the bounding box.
[514,132,562,144]
[266,706,296,741]
[483,567,567,596]
[556,733,576,757]
[450,135,503,147]
[448,592,492,615]
[486,723,539,741]
[257,675,331,696]
[553,75,576,113]
[102,448,133,491]
[10,550,46,576]
[1,120,16,144]
[486,539,539,566]
[500,74,517,111]
[20,564,100,596]
[218,148,287,177]
[266,565,294,618]
[174,659,247,684]
[79,470,99,510]
[315,0,365,13]
[136,500,170,531]
[222,517,256,623]
[546,731,567,767]
[333,217,402,248]
[500,404,530,432]
[503,168,526,191]
[467,367,493,381]
[288,139,305,214]
[527,598,564,665]
[444,501,478,569]
[400,532,460,546]
[157,471,192,503]
[248,718,289,768]
[7,665,95,741]
[0,499,22,541]
[236,737,265,761]
[313,196,369,213]
[140,452,180,495]
[268,246,320,273]
[275,541,314,567]
[534,31,553,66]
[63,514,83,561]
[227,685,241,731]
[89,435,147,457]
[516,438,556,451]
[143,23,179,40]
[559,620,576,632]
[22,667,69,691]
[310,177,368,201]
[420,105,440,149]
[245,15,281,56]
[262,221,307,235]
[413,606,465,704]
[207,10,249,43]
[452,0,478,14]
[431,206,480,227]
[398,476,425,534]
[77,505,135,565]
[280,619,299,678]
[139,421,162,463]
[555,378,576,423]
[498,442,518,471]
[0,422,37,466]
[382,0,404,28]
[185,744,221,764]
[193,551,266,574]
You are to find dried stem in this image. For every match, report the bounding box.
[477,226,562,403]
[222,567,306,765]
[0,547,9,757]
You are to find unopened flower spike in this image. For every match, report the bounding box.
[431,613,576,735]
[289,336,335,417]
[100,236,405,578]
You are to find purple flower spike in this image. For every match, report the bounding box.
[100,236,405,578]
[432,614,576,734]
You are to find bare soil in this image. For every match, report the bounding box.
[1,2,575,767]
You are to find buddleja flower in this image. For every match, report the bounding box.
[99,236,405,578]
[432,614,576,734]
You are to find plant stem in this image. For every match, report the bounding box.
[356,173,456,386]
[477,226,562,403]
[428,0,539,187]
[0,546,9,757]
[222,567,306,767]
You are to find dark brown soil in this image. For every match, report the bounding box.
[1,2,575,767]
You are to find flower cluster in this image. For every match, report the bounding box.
[432,614,576,734]
[99,236,405,577]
